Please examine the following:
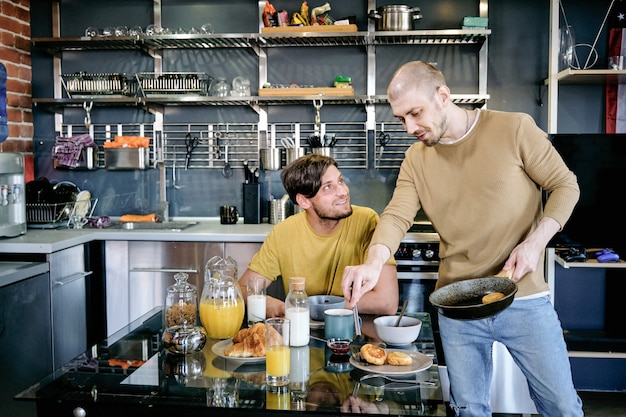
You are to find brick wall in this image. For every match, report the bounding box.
[0,0,33,182]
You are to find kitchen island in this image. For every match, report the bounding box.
[18,308,446,417]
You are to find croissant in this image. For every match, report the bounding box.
[225,331,266,357]
[225,322,268,357]
[233,322,265,343]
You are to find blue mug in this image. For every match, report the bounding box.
[324,308,358,340]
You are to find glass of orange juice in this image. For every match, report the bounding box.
[265,318,290,387]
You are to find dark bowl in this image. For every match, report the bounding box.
[309,295,345,321]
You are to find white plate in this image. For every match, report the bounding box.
[349,349,432,376]
[74,190,91,217]
[211,339,266,364]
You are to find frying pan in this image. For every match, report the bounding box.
[429,269,517,320]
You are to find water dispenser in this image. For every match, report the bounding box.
[0,153,26,237]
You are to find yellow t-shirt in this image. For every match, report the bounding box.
[247,205,395,296]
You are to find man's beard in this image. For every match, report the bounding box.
[313,203,353,221]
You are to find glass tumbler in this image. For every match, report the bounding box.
[265,318,290,388]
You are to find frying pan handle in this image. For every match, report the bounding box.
[494,268,514,279]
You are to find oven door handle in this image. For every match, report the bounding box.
[397,271,438,280]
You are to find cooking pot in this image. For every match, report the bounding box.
[429,269,518,320]
[368,5,423,31]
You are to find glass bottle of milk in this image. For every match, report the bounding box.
[284,277,310,346]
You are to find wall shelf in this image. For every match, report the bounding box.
[544,68,626,85]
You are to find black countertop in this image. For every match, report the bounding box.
[18,309,446,417]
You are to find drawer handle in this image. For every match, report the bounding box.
[53,271,92,287]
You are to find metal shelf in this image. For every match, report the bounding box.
[33,93,489,112]
[32,29,490,53]
[371,29,490,46]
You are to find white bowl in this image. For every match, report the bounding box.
[373,315,422,346]
[309,295,345,321]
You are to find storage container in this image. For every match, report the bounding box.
[104,148,149,170]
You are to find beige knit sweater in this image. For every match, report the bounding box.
[371,109,580,297]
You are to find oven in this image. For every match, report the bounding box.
[395,222,440,325]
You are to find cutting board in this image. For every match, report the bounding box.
[261,24,358,34]
[258,87,354,97]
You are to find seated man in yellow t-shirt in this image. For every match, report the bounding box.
[238,153,398,317]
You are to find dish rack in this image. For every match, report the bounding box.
[26,198,98,228]
[61,72,137,98]
[136,72,213,96]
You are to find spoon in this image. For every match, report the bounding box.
[395,299,408,327]
[222,143,231,178]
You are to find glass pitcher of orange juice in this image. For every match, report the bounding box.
[200,256,245,339]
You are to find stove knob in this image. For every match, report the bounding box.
[411,248,422,259]
[424,249,435,260]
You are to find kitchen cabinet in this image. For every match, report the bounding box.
[49,244,92,369]
[105,240,261,335]
[0,246,94,371]
[0,263,51,417]
[545,249,626,391]
[31,0,490,170]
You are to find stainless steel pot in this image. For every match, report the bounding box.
[368,5,423,31]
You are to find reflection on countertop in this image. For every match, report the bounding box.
[18,308,446,417]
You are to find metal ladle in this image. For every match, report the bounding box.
[222,143,231,178]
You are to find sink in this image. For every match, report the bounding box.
[116,221,198,231]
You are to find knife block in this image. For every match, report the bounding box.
[243,183,262,224]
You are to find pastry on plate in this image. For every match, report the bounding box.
[387,351,413,366]
[360,343,387,365]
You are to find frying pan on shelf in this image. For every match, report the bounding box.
[429,269,518,320]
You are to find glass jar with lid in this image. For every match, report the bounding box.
[162,272,207,354]
[211,77,230,97]
[164,272,198,328]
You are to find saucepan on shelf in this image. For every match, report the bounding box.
[368,5,423,31]
[429,269,517,320]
